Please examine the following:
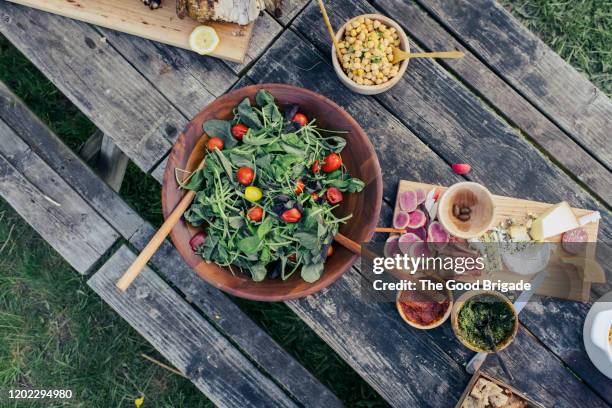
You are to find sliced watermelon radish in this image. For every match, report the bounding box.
[399,190,417,212]
[407,210,427,229]
[415,189,426,205]
[384,236,401,258]
[427,221,449,248]
[409,241,432,258]
[406,226,427,241]
[393,211,410,229]
[398,232,422,254]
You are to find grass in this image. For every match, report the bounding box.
[0,1,610,406]
[501,0,611,95]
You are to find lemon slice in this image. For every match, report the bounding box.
[189,26,219,55]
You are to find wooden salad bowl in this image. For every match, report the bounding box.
[162,84,382,301]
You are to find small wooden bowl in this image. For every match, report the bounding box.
[332,14,409,95]
[396,277,453,330]
[437,182,495,239]
[451,290,518,352]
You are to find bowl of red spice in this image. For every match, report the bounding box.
[396,277,453,329]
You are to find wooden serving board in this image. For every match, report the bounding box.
[394,180,602,301]
[8,0,254,63]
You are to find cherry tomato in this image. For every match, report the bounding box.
[231,124,249,140]
[236,167,255,185]
[288,253,297,262]
[292,113,308,127]
[326,187,343,204]
[311,160,320,174]
[327,245,334,257]
[245,186,263,202]
[281,208,302,223]
[189,232,206,252]
[207,137,224,151]
[247,206,263,222]
[322,153,342,173]
[310,192,319,201]
[295,179,305,194]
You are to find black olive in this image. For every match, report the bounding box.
[267,261,282,279]
[283,104,299,122]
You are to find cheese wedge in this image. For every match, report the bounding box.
[529,201,579,241]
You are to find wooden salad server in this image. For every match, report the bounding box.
[392,49,464,64]
[116,158,207,291]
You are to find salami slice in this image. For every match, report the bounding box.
[562,227,588,254]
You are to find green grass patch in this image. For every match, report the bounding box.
[0,201,213,407]
[502,0,611,95]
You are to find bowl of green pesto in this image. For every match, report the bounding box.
[451,291,518,352]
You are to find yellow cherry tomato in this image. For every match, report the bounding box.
[245,186,263,202]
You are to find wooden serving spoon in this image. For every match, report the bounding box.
[116,156,207,291]
[392,48,464,64]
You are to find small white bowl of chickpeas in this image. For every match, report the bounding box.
[332,14,409,95]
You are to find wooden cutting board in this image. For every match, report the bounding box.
[8,0,254,63]
[394,180,603,301]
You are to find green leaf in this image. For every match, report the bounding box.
[213,149,234,180]
[301,262,324,283]
[228,216,244,229]
[229,152,253,167]
[250,263,268,282]
[180,169,204,190]
[255,89,275,107]
[238,98,263,129]
[238,235,261,255]
[321,136,347,152]
[293,232,319,250]
[257,216,274,239]
[203,119,237,148]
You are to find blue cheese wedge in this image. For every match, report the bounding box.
[529,202,579,241]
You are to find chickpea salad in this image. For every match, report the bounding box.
[338,16,402,86]
[180,90,365,283]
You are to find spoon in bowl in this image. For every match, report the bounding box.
[392,48,464,64]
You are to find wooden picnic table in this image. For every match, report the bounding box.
[1,0,611,406]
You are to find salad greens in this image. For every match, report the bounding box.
[181,89,365,283]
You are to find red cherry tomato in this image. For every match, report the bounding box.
[295,179,305,194]
[247,206,263,222]
[311,160,320,174]
[231,124,249,140]
[327,245,334,257]
[207,137,224,151]
[322,153,342,173]
[288,253,297,262]
[310,192,319,201]
[189,232,206,252]
[281,208,302,223]
[236,167,255,186]
[326,187,343,204]
[292,113,308,127]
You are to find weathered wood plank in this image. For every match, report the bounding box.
[246,28,611,407]
[87,246,298,408]
[98,29,237,119]
[0,2,182,172]
[129,223,343,407]
[224,12,283,74]
[272,0,310,26]
[415,0,612,169]
[370,0,612,204]
[0,121,118,273]
[292,0,611,241]
[520,299,612,405]
[0,81,145,239]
